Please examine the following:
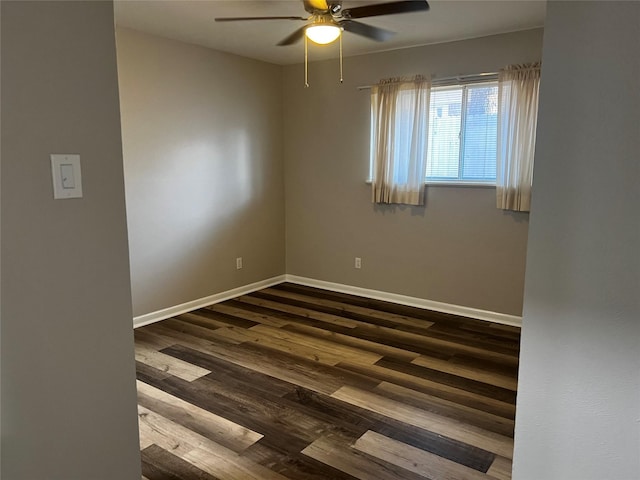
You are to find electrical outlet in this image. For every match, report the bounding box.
[236,257,243,270]
[355,257,362,269]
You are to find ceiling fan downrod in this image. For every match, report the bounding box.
[304,29,343,88]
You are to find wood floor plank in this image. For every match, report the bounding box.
[331,385,515,459]
[141,456,185,480]
[137,380,263,453]
[489,323,521,334]
[238,295,483,365]
[138,405,288,480]
[354,430,493,480]
[135,344,211,381]
[162,346,380,426]
[374,421,494,473]
[274,284,509,337]
[150,328,345,395]
[251,291,437,338]
[273,284,522,351]
[302,434,429,480]
[158,346,380,448]
[241,296,449,357]
[410,355,518,391]
[176,311,251,330]
[366,327,519,366]
[141,372,312,456]
[249,298,453,358]
[281,322,421,362]
[424,322,520,353]
[141,444,221,480]
[250,324,383,365]
[273,283,508,334]
[261,287,436,331]
[181,378,341,446]
[190,308,259,329]
[487,456,513,480]
[164,343,296,396]
[136,360,173,385]
[282,385,495,472]
[280,313,519,367]
[135,329,177,350]
[144,322,238,351]
[449,354,519,377]
[139,428,155,451]
[337,360,516,420]
[137,407,201,457]
[237,295,360,328]
[206,303,291,328]
[163,339,380,396]
[376,357,517,403]
[241,440,361,480]
[158,317,241,345]
[184,446,289,480]
[210,325,346,366]
[374,382,515,438]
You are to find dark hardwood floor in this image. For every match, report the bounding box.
[135,283,520,480]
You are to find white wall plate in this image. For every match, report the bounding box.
[51,154,83,199]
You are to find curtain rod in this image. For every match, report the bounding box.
[356,72,499,91]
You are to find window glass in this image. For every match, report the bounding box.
[461,85,498,181]
[427,87,463,180]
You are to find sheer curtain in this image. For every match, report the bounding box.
[496,63,541,212]
[371,76,431,205]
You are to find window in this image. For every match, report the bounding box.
[370,80,498,185]
[428,82,498,183]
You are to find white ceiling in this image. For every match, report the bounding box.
[114,0,546,65]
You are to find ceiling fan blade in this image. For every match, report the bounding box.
[303,0,329,12]
[277,26,308,46]
[342,20,395,42]
[342,0,429,19]
[215,16,306,22]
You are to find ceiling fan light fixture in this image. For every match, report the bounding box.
[305,24,341,44]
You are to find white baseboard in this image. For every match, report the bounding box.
[133,273,521,329]
[284,275,522,328]
[133,275,286,329]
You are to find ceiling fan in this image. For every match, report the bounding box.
[215,0,431,46]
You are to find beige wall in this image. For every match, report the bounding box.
[1,1,140,478]
[513,2,640,478]
[283,29,543,316]
[116,28,285,317]
[118,28,542,318]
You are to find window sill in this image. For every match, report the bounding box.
[365,180,495,189]
[426,181,495,188]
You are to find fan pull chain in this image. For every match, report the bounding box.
[304,35,309,88]
[339,33,343,84]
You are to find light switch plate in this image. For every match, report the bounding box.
[51,154,82,199]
